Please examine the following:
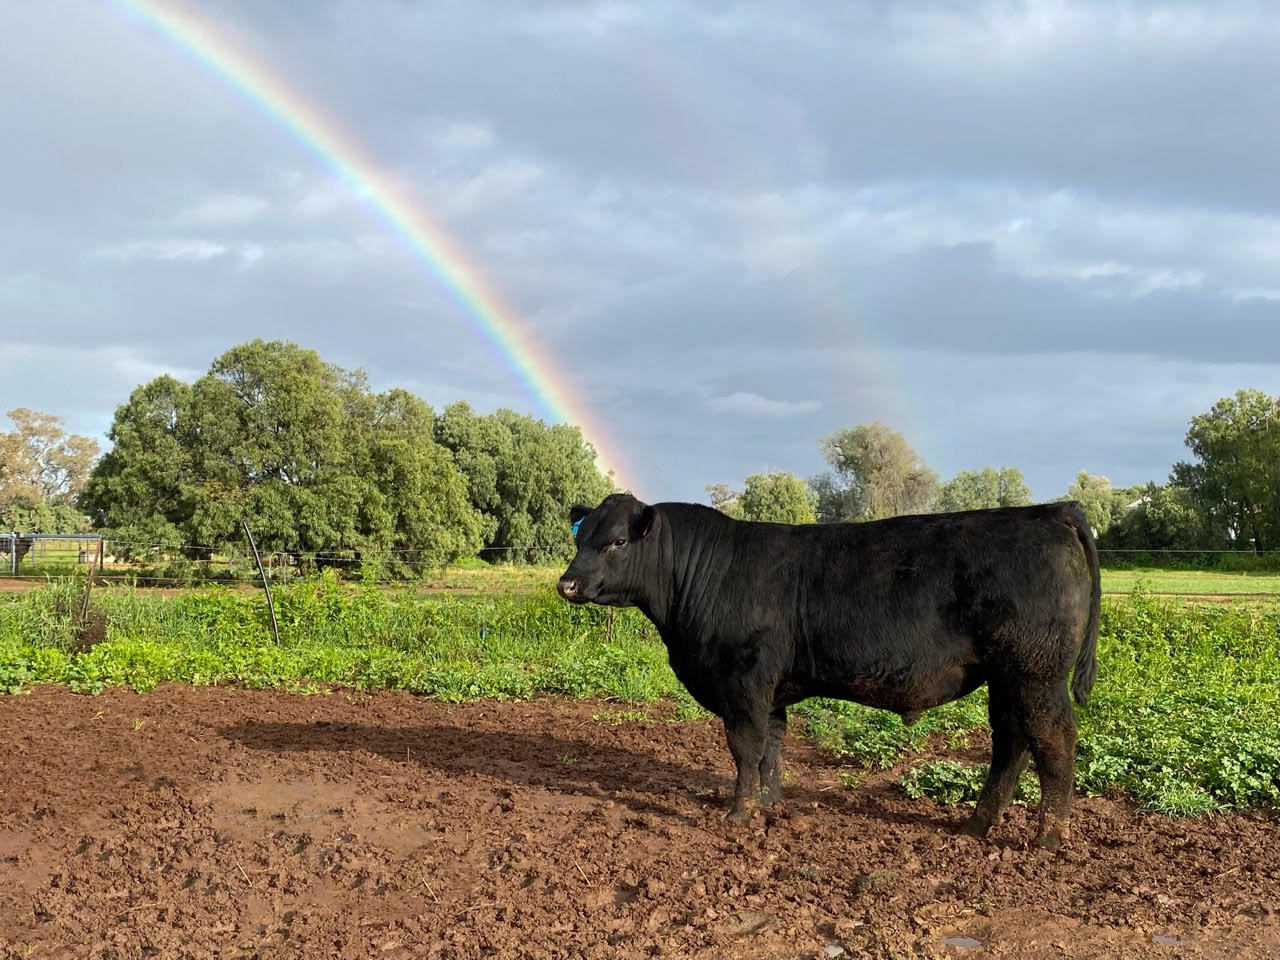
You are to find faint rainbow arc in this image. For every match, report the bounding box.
[114,0,634,492]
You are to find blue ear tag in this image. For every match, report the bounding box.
[572,518,583,538]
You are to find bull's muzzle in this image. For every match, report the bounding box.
[557,577,582,601]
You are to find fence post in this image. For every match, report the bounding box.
[242,520,282,647]
[76,538,102,632]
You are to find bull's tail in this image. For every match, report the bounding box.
[1070,507,1101,707]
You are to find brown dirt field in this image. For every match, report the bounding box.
[1,687,1277,960]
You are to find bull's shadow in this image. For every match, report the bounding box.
[217,719,961,833]
[218,719,725,821]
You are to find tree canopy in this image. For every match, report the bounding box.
[707,472,815,523]
[814,422,939,522]
[1172,388,1280,552]
[1,408,98,532]
[935,467,1032,512]
[1098,482,1216,552]
[1062,470,1137,537]
[434,401,614,562]
[81,341,486,565]
[1,408,99,504]
[704,482,743,519]
[738,471,816,524]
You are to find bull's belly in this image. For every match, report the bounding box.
[660,631,987,719]
[788,659,987,715]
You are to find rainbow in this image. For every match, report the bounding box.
[114,0,634,492]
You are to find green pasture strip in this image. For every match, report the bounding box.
[0,577,683,704]
[421,563,561,593]
[1102,568,1280,596]
[2,580,1278,815]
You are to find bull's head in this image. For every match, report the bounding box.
[557,493,657,607]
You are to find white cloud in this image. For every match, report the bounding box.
[709,392,821,418]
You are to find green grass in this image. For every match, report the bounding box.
[0,574,684,704]
[1,575,1278,816]
[420,563,561,593]
[1102,567,1280,596]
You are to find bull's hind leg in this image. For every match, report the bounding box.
[1019,687,1078,852]
[758,707,787,808]
[723,713,767,823]
[963,686,1030,839]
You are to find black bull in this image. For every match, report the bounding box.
[558,495,1099,851]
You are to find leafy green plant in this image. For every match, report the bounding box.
[899,760,1039,807]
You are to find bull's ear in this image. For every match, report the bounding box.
[638,505,657,539]
[569,505,592,524]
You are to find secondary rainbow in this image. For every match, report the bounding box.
[114,0,634,491]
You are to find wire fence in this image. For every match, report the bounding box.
[3,531,1279,585]
[0,530,575,585]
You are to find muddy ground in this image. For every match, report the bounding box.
[1,686,1277,959]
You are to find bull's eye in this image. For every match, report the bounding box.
[613,538,628,548]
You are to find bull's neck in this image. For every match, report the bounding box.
[633,504,730,636]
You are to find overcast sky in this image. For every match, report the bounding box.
[3,0,1278,502]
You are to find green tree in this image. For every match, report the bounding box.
[1,408,99,503]
[1099,483,1214,551]
[78,376,194,549]
[808,473,847,524]
[0,499,92,534]
[816,422,939,521]
[180,340,372,553]
[360,389,485,568]
[81,341,484,565]
[1064,470,1130,536]
[738,471,816,524]
[1172,389,1280,552]
[434,402,614,562]
[935,466,1033,512]
[705,483,744,519]
[1,408,99,532]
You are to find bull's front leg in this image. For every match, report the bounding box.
[723,713,767,823]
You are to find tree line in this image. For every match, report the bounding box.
[707,388,1280,554]
[3,339,1276,563]
[2,340,612,568]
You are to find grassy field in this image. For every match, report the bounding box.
[1,572,1277,816]
[1101,568,1280,596]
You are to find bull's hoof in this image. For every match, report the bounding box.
[960,814,993,839]
[724,799,757,824]
[759,790,783,809]
[1034,814,1068,852]
[1034,829,1064,853]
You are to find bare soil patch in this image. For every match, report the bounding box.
[1,686,1277,959]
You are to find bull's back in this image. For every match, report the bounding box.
[773,504,1094,701]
